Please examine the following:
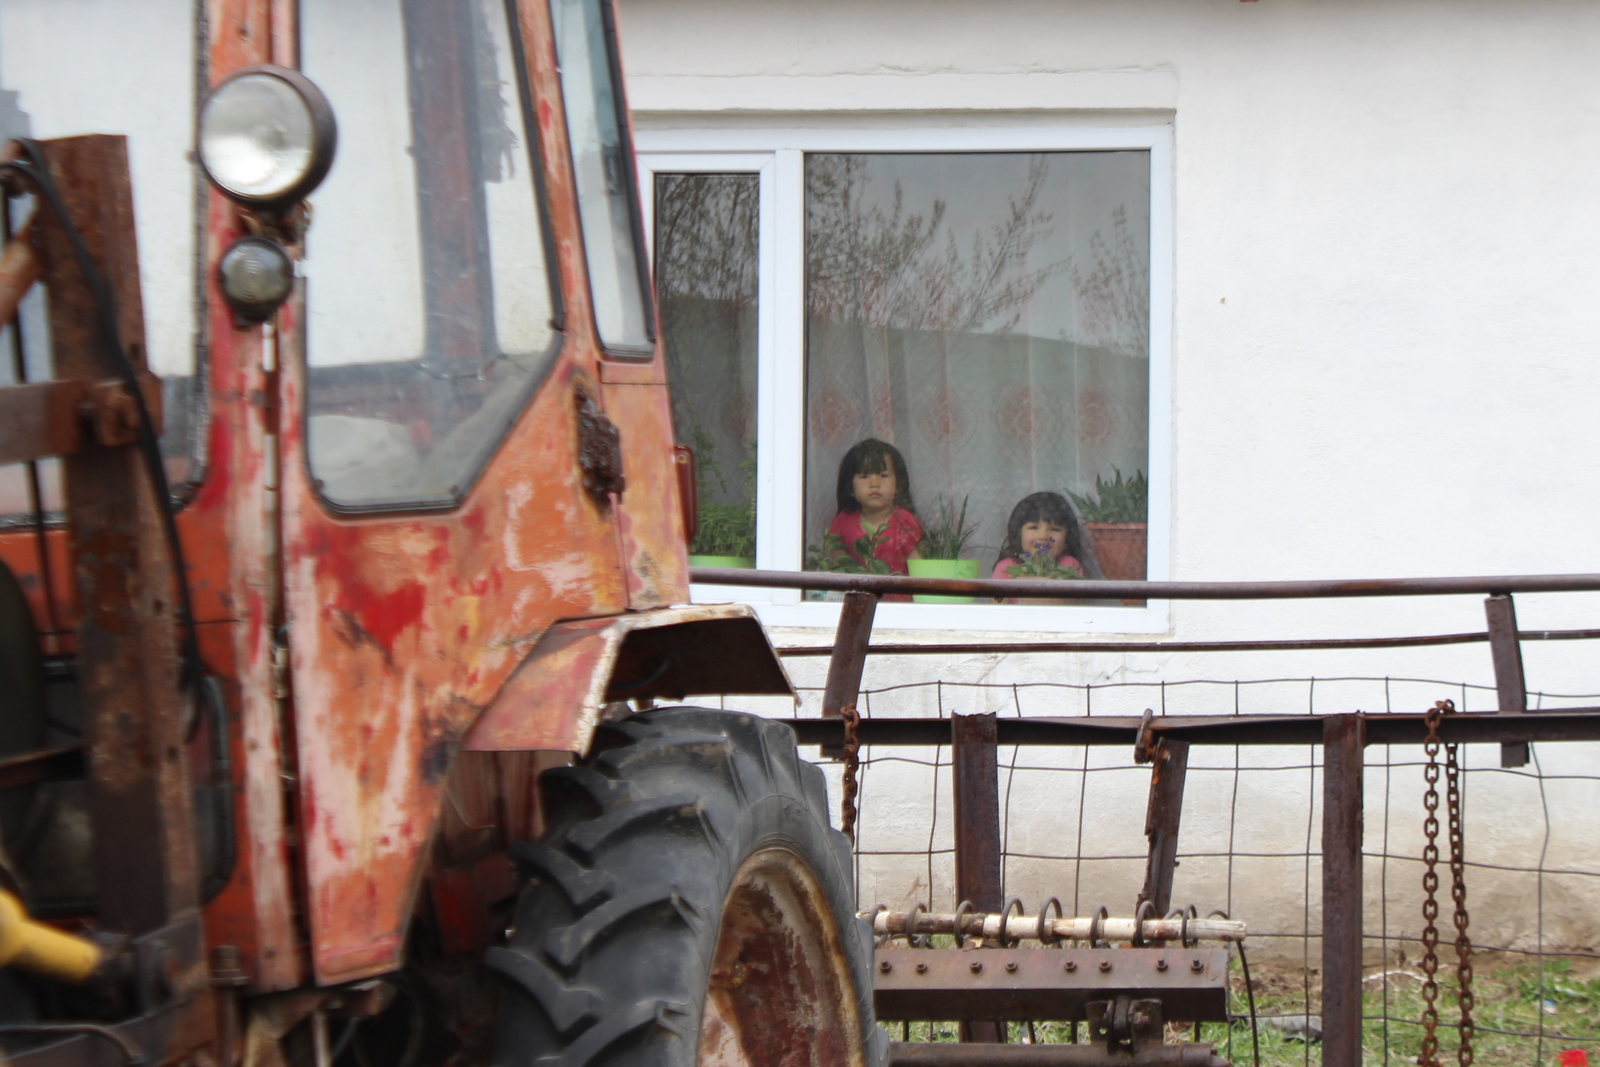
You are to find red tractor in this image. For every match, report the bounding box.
[0,2,879,1064]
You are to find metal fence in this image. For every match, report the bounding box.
[690,566,1600,1066]
[772,675,1600,1065]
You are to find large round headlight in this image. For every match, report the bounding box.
[199,66,336,207]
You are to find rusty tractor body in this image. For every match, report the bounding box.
[0,2,829,1065]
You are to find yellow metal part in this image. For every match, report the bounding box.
[0,889,101,984]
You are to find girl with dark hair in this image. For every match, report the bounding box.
[993,491,1098,580]
[826,438,923,579]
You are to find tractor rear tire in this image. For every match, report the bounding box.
[489,706,882,1067]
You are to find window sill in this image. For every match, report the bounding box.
[687,583,1170,635]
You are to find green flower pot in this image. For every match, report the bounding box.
[689,555,755,572]
[907,558,980,603]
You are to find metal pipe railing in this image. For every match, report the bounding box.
[773,627,1600,657]
[690,566,1600,601]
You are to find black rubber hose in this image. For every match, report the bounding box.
[1,140,203,694]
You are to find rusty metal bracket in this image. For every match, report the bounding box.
[821,590,877,758]
[1485,593,1529,767]
[0,373,163,467]
[872,947,1230,1022]
[1085,995,1164,1053]
[1136,735,1189,920]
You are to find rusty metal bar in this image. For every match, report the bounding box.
[821,590,877,757]
[887,1042,1228,1067]
[0,379,85,465]
[691,565,1600,601]
[1485,594,1529,767]
[32,135,200,936]
[953,714,1003,916]
[1321,714,1365,1067]
[874,947,1231,1023]
[867,910,1246,944]
[774,626,1600,658]
[0,747,84,792]
[951,713,1004,1043]
[0,224,38,327]
[784,708,1600,749]
[1137,740,1188,918]
[0,375,162,466]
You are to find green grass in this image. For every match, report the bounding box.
[886,956,1600,1065]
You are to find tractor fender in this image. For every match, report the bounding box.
[462,603,793,755]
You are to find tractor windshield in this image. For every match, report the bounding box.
[300,0,558,510]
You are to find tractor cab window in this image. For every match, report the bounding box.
[550,0,653,356]
[301,0,558,510]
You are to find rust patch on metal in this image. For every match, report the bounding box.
[464,605,792,754]
[576,386,626,502]
[701,849,862,1067]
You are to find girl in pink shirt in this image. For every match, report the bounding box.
[992,491,1094,580]
[825,439,923,594]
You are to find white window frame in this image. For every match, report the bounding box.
[639,123,1173,634]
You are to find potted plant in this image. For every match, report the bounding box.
[687,428,756,569]
[688,501,755,569]
[803,528,891,600]
[907,494,981,604]
[1001,547,1085,605]
[1068,468,1147,582]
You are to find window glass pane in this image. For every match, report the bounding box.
[804,152,1150,593]
[302,0,556,508]
[550,0,651,352]
[655,173,758,564]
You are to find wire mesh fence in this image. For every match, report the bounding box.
[775,674,1600,1065]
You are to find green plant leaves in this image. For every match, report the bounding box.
[1004,551,1084,581]
[920,494,979,560]
[806,529,892,574]
[1067,467,1147,525]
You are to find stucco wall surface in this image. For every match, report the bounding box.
[619,0,1600,958]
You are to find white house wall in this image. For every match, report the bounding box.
[620,0,1600,959]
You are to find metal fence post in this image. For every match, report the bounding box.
[952,712,1004,1043]
[1321,713,1366,1067]
[821,591,877,757]
[1485,593,1529,767]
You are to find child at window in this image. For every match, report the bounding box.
[827,439,923,586]
[993,491,1094,580]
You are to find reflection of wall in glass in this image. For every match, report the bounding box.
[803,151,1150,578]
[655,173,758,561]
[301,0,558,508]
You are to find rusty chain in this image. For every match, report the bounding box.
[1445,703,1476,1065]
[1419,699,1474,1067]
[840,702,861,843]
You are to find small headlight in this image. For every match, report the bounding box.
[199,66,336,207]
[218,237,295,321]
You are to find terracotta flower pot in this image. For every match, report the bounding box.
[1086,523,1147,582]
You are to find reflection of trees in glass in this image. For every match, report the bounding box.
[1069,205,1149,360]
[655,174,759,553]
[656,174,759,306]
[806,155,1067,335]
